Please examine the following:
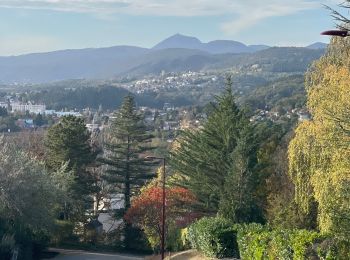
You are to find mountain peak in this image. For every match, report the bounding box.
[152,34,270,54]
[152,34,202,50]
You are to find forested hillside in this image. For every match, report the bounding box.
[0,45,323,84]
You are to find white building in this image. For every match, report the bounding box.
[55,111,82,117]
[11,103,46,114]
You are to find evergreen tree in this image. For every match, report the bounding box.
[101,95,156,246]
[45,115,96,219]
[34,113,45,126]
[170,81,243,214]
[170,78,265,222]
[218,122,262,223]
[45,115,93,171]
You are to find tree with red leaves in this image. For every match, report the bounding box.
[124,186,197,250]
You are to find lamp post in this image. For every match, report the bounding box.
[145,156,166,260]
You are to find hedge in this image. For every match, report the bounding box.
[237,224,346,260]
[187,217,239,259]
[186,217,349,259]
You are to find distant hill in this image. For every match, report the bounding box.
[248,45,271,52]
[153,34,203,50]
[152,34,269,54]
[306,42,328,49]
[0,34,325,84]
[123,47,324,77]
[0,46,150,83]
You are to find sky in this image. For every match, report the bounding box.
[0,0,343,56]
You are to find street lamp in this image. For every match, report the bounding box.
[321,30,350,37]
[145,156,166,260]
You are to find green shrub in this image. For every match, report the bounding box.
[167,228,190,252]
[186,220,346,260]
[236,224,337,260]
[188,217,239,259]
[236,223,271,260]
[313,238,350,260]
[290,229,324,259]
[180,228,191,249]
[267,229,293,260]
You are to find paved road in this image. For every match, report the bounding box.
[51,248,144,260]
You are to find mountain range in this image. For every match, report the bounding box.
[152,34,270,53]
[0,34,327,84]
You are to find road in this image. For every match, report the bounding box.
[50,248,144,260]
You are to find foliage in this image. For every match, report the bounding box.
[101,95,156,209]
[326,1,350,31]
[289,37,350,238]
[264,124,318,230]
[125,185,196,251]
[33,113,47,126]
[101,95,156,248]
[0,115,20,133]
[45,115,96,221]
[0,136,63,259]
[218,121,266,224]
[6,130,46,161]
[50,220,76,246]
[27,85,163,110]
[243,74,306,111]
[187,217,239,259]
[236,223,270,260]
[45,115,94,172]
[236,223,335,260]
[170,79,267,223]
[180,228,191,250]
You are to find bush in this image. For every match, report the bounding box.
[50,220,76,245]
[236,224,337,260]
[236,223,271,260]
[188,217,239,259]
[290,229,325,259]
[167,228,189,252]
[186,219,347,259]
[124,226,152,253]
[180,228,191,249]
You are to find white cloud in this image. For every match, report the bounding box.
[0,0,334,34]
[221,1,319,35]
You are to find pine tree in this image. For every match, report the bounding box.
[101,95,156,246]
[45,115,96,219]
[218,123,263,223]
[45,115,94,172]
[170,78,267,222]
[171,79,251,216]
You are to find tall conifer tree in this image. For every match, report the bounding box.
[170,79,243,212]
[170,78,264,222]
[101,95,155,246]
[45,115,96,219]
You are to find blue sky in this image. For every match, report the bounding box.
[0,0,342,56]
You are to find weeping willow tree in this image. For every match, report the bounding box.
[289,37,350,238]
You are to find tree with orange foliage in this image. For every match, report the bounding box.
[124,186,197,250]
